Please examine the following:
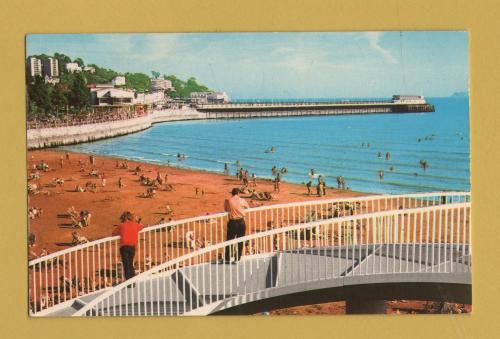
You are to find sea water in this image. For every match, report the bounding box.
[61,97,470,194]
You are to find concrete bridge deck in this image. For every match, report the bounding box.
[47,243,470,316]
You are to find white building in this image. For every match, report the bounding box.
[66,62,82,73]
[43,57,59,78]
[44,75,60,85]
[392,95,426,104]
[151,78,173,91]
[90,87,135,106]
[83,66,96,73]
[134,91,166,105]
[208,91,230,103]
[190,91,230,104]
[27,57,42,77]
[112,75,126,86]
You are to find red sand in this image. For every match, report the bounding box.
[27,149,367,255]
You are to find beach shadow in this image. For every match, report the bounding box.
[58,223,75,228]
[166,242,184,248]
[98,268,119,278]
[57,214,70,218]
[55,242,74,247]
[289,192,317,197]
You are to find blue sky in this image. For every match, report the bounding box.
[26,32,468,99]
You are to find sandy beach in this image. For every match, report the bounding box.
[27,149,368,256]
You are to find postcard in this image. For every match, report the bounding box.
[26,32,470,316]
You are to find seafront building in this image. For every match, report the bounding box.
[27,57,42,77]
[90,87,135,106]
[151,78,173,91]
[190,91,230,104]
[134,91,166,106]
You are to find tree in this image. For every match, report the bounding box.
[84,65,117,84]
[165,75,210,98]
[51,84,68,112]
[27,75,51,116]
[151,71,161,79]
[124,72,151,92]
[74,57,85,66]
[69,73,90,109]
[54,53,72,74]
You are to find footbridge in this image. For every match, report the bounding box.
[29,192,470,316]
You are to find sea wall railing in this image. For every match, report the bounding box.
[73,201,471,316]
[28,191,470,314]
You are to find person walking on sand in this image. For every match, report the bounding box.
[274,174,281,193]
[101,174,106,187]
[112,211,143,281]
[306,180,312,195]
[60,157,64,169]
[224,188,250,263]
[252,173,257,187]
[118,177,124,189]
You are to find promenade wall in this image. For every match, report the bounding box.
[26,107,206,149]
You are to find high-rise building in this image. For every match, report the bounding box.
[27,57,42,77]
[43,57,59,78]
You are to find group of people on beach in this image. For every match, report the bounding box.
[27,109,147,130]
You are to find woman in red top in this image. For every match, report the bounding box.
[113,211,143,281]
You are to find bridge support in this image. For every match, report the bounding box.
[345,298,387,314]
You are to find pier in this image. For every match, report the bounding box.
[196,96,434,119]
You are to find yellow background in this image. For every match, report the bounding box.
[1,0,499,338]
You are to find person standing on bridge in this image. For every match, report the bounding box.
[113,211,143,281]
[224,188,250,263]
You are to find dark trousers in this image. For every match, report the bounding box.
[120,245,136,280]
[225,218,246,261]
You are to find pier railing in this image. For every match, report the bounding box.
[73,201,471,316]
[28,191,470,315]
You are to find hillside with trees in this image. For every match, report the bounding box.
[26,53,213,119]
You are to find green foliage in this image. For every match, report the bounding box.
[74,57,85,66]
[84,65,118,84]
[27,76,51,116]
[25,52,214,120]
[50,84,68,111]
[124,72,151,92]
[53,53,72,75]
[69,73,90,109]
[165,75,210,98]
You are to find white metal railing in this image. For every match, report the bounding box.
[74,201,471,316]
[28,191,470,314]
